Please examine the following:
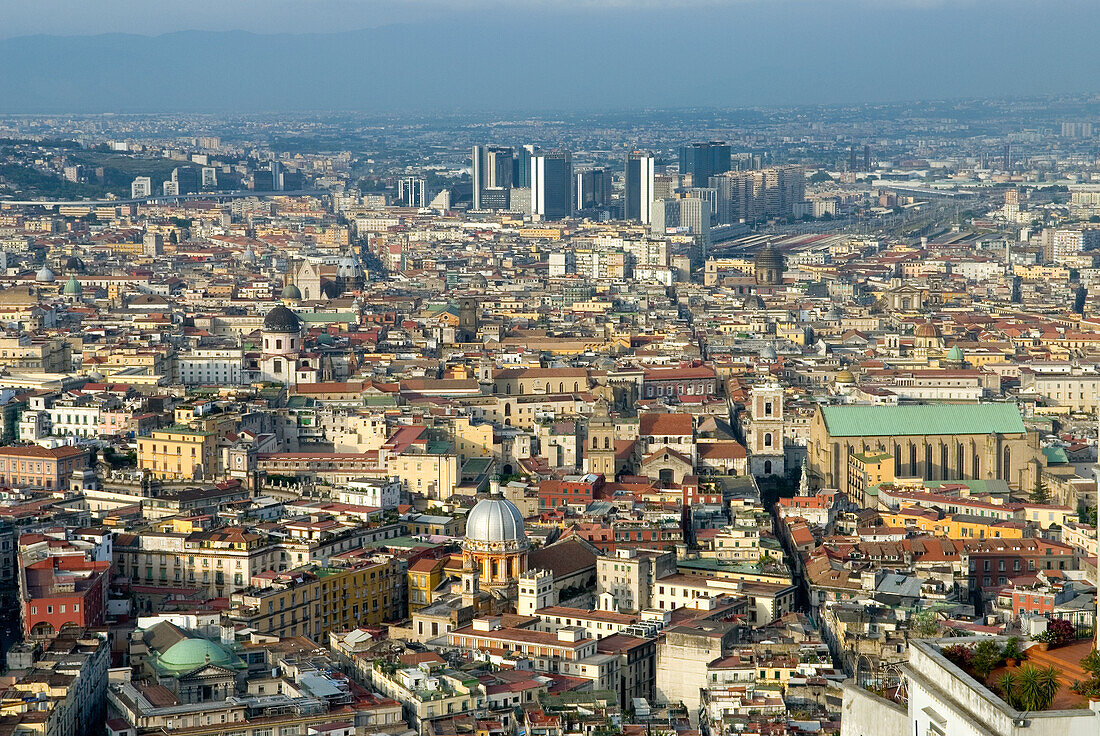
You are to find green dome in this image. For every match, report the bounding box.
[157,638,235,673]
[63,274,82,296]
[946,345,964,361]
[281,283,302,300]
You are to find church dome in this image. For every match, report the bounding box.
[35,266,55,283]
[914,322,940,338]
[263,305,301,333]
[758,344,778,361]
[280,283,302,300]
[743,295,766,310]
[754,244,784,271]
[835,369,856,384]
[465,497,527,547]
[157,638,233,673]
[63,274,82,296]
[945,345,965,362]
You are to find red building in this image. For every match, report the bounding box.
[966,538,1076,591]
[642,365,718,400]
[21,556,110,638]
[539,474,604,511]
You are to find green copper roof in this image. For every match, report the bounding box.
[1042,446,1068,465]
[154,637,241,675]
[820,403,1025,437]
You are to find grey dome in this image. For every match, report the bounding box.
[466,497,527,545]
[280,283,302,300]
[35,266,55,283]
[263,305,301,333]
[759,344,778,360]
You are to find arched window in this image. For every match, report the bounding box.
[1003,447,1011,482]
[592,436,599,449]
[973,453,980,478]
[940,445,948,480]
[894,444,901,476]
[925,443,932,479]
[559,382,564,393]
[909,445,917,476]
[604,436,610,449]
[764,432,772,448]
[764,460,773,475]
[957,443,965,478]
[574,382,579,391]
[504,403,511,416]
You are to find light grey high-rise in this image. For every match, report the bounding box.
[472,145,514,210]
[624,151,655,224]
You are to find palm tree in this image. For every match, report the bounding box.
[1016,664,1061,711]
[999,671,1021,709]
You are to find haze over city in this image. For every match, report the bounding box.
[1,3,1100,736]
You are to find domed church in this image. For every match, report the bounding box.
[461,487,529,595]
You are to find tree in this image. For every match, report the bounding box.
[910,610,940,638]
[971,639,1003,680]
[1015,664,1060,711]
[1031,477,1050,504]
[999,671,1022,709]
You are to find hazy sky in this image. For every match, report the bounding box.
[2,0,1098,112]
[0,0,1008,38]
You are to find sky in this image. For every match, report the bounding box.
[0,0,1098,113]
[0,0,1036,38]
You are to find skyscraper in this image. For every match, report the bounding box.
[531,150,573,221]
[678,142,731,188]
[472,145,514,210]
[513,144,536,189]
[575,168,612,211]
[398,177,428,207]
[624,152,656,224]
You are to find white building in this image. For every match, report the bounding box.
[178,348,245,386]
[338,477,402,510]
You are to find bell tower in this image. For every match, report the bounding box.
[586,399,617,478]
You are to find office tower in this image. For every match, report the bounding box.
[1062,122,1093,138]
[531,150,572,221]
[280,170,302,191]
[575,168,611,211]
[513,144,536,189]
[651,195,710,241]
[849,146,857,172]
[201,167,218,188]
[624,152,656,223]
[863,144,872,170]
[472,145,513,210]
[270,161,283,192]
[679,142,731,188]
[710,165,805,225]
[172,166,201,195]
[1003,143,1011,171]
[398,177,428,207]
[131,176,152,199]
[711,170,756,224]
[253,168,274,191]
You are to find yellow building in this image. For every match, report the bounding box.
[138,425,219,480]
[390,448,460,500]
[451,417,494,464]
[408,556,447,612]
[847,451,895,507]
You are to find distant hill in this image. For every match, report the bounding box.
[1,2,1099,113]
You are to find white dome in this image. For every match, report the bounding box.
[466,497,527,545]
[35,266,55,283]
